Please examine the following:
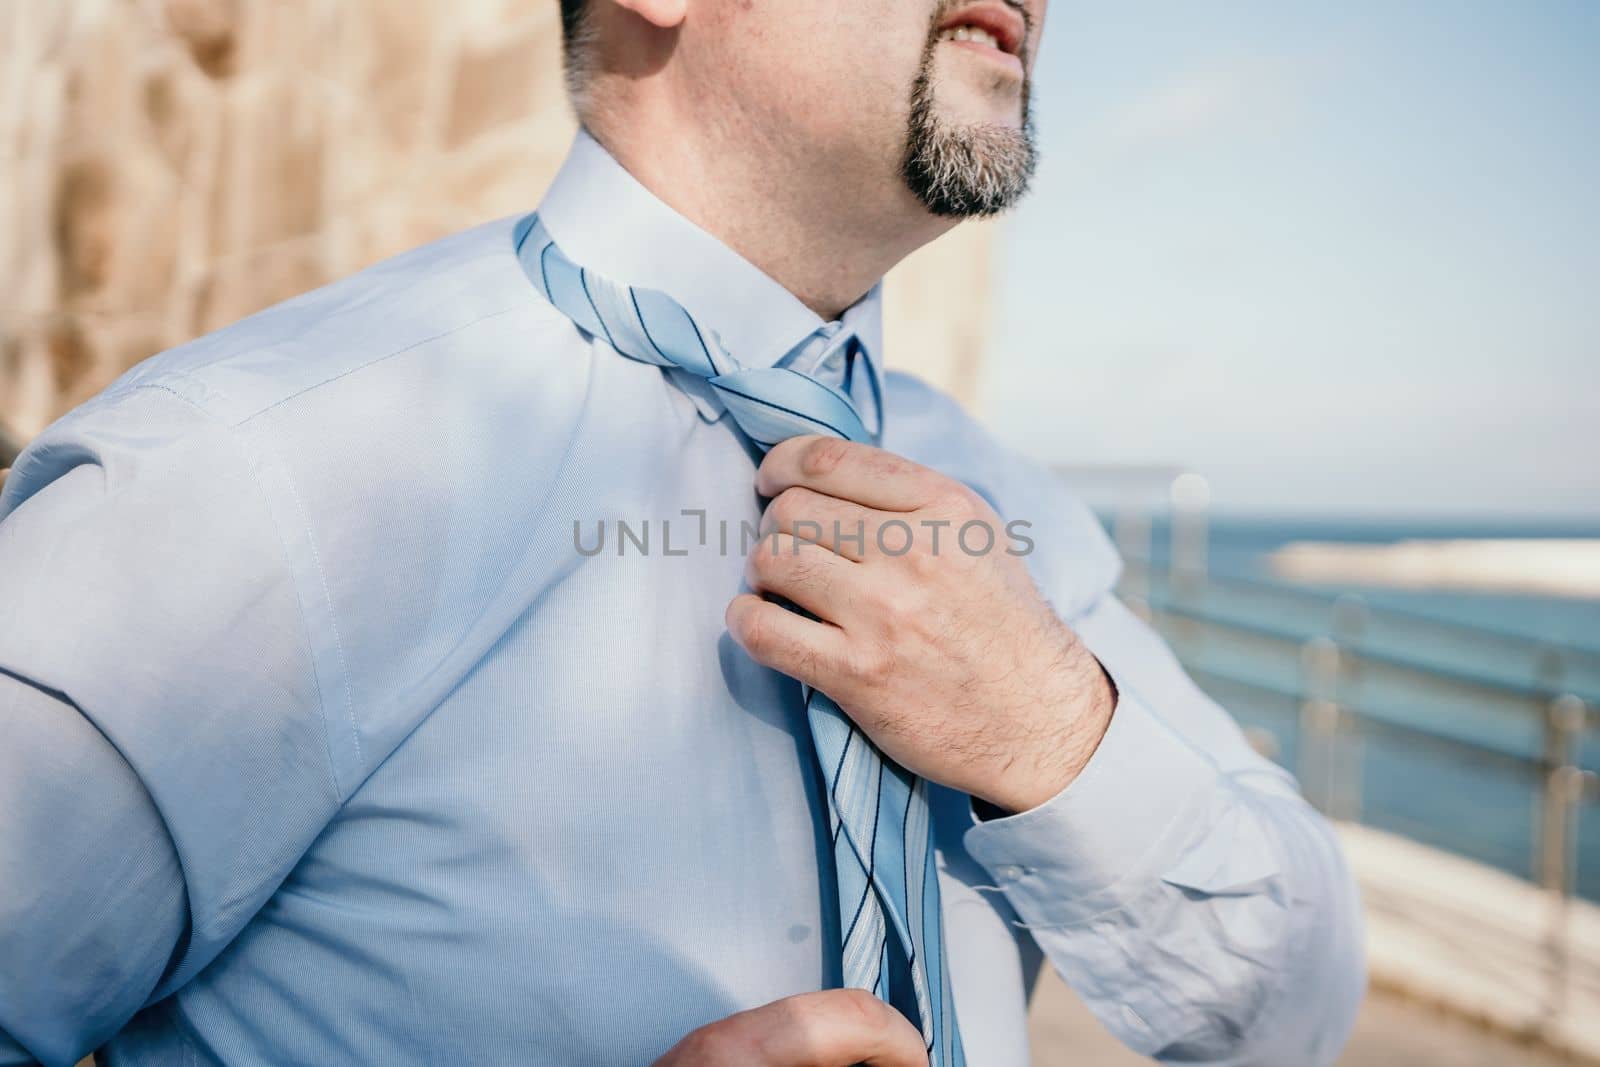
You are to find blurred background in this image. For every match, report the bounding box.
[2,1,1596,1064]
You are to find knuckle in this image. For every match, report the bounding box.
[872,448,906,471]
[795,642,824,680]
[787,549,826,588]
[675,1028,722,1060]
[839,988,889,1028]
[801,436,852,477]
[777,995,826,1045]
[786,991,868,1050]
[782,1019,829,1064]
[905,538,940,575]
[751,539,800,586]
[874,584,916,628]
[784,560,814,595]
[734,604,768,652]
[745,543,775,583]
[850,639,896,685]
[861,449,900,477]
[933,481,980,515]
[770,486,808,527]
[874,451,922,486]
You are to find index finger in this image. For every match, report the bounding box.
[756,436,940,513]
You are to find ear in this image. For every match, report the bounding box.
[612,0,687,30]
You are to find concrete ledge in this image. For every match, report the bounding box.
[1341,821,1600,1062]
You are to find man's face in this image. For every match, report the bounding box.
[689,0,1042,218]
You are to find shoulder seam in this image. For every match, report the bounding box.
[128,381,353,802]
[232,298,535,428]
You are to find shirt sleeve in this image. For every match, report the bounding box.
[961,593,1366,1065]
[0,385,342,1066]
[0,673,187,1067]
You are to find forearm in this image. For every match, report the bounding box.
[963,595,1365,1064]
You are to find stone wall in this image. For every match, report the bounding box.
[0,0,990,447]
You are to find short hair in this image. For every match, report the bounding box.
[558,0,586,48]
[558,0,595,105]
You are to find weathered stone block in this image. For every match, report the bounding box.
[164,0,241,79]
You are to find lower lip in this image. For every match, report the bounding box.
[941,38,1024,76]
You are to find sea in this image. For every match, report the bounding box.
[1123,516,1600,902]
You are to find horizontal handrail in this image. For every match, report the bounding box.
[1094,477,1595,1029]
[1150,597,1599,709]
[1181,660,1596,793]
[1125,554,1600,670]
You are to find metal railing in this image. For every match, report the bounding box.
[1136,564,1598,816]
[1061,465,1599,1030]
[1138,571,1596,1030]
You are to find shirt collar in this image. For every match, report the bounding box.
[534,128,885,379]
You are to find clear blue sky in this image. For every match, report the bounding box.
[984,0,1599,519]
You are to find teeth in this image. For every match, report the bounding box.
[939,24,1001,49]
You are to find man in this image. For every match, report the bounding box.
[0,0,1364,1063]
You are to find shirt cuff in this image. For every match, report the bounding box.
[961,681,1221,928]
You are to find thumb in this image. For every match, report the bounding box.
[754,989,928,1067]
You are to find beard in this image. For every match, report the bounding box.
[900,7,1038,218]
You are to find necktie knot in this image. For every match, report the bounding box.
[779,326,885,443]
[516,214,881,448]
[782,322,852,387]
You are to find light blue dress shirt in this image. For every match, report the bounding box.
[0,130,1364,1067]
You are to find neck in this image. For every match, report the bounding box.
[583,102,956,321]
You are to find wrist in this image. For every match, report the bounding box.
[977,639,1116,815]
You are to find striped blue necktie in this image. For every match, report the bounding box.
[515,215,965,1065]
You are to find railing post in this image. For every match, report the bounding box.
[1300,636,1341,816]
[1330,596,1367,823]
[1112,508,1153,621]
[1539,693,1585,1028]
[1535,644,1565,694]
[1168,473,1210,655]
[1168,472,1210,597]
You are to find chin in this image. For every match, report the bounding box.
[942,101,1026,133]
[930,66,1028,128]
[901,104,1037,218]
[900,34,1036,218]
